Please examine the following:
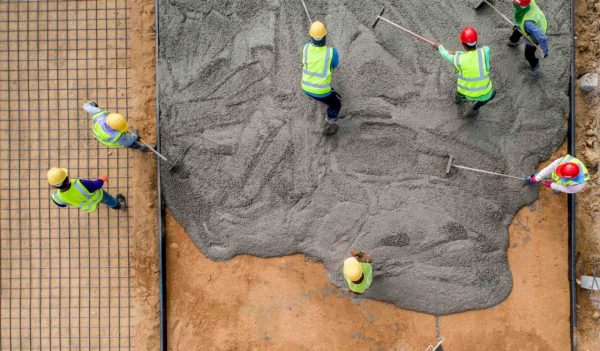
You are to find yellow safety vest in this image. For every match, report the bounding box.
[551,155,589,186]
[453,47,493,99]
[91,111,125,148]
[520,0,547,45]
[345,262,373,294]
[51,179,104,213]
[301,43,334,95]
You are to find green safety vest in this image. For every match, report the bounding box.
[345,262,373,294]
[551,155,589,186]
[91,111,125,148]
[520,0,547,45]
[51,179,104,213]
[453,47,493,99]
[301,43,334,95]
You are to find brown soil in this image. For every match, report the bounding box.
[574,0,600,349]
[130,0,600,350]
[129,0,160,349]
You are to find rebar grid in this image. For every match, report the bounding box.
[0,1,132,350]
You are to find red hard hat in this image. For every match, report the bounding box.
[460,27,478,46]
[556,162,580,179]
[513,0,531,6]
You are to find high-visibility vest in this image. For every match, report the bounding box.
[453,47,493,99]
[91,111,125,148]
[301,43,334,95]
[345,262,373,294]
[551,155,589,186]
[51,179,104,213]
[520,0,547,45]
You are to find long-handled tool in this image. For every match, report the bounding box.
[372,7,438,48]
[139,141,168,162]
[474,0,543,53]
[445,155,524,180]
[300,0,312,23]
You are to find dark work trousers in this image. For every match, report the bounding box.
[455,88,497,111]
[308,89,342,120]
[509,28,539,70]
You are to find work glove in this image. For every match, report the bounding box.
[542,181,553,188]
[525,175,538,184]
[535,48,546,60]
[99,175,109,183]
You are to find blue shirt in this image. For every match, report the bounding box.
[523,21,549,55]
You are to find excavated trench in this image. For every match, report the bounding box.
[157,0,570,314]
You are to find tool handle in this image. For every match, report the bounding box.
[452,164,524,180]
[377,16,438,47]
[141,142,169,162]
[300,0,312,23]
[482,0,543,52]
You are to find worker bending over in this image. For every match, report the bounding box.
[83,101,150,151]
[343,250,373,294]
[438,27,496,118]
[47,167,126,212]
[508,0,548,77]
[526,154,589,194]
[301,21,342,133]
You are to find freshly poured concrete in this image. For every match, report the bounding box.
[157,0,570,314]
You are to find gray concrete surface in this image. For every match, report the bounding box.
[157,0,570,314]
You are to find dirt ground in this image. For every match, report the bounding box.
[130,0,599,350]
[574,0,600,349]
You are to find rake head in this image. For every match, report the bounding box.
[372,7,385,28]
[445,155,454,175]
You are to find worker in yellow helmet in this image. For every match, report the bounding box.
[343,250,373,294]
[83,101,150,151]
[47,167,126,213]
[301,21,342,135]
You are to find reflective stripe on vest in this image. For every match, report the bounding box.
[520,0,548,45]
[345,262,373,294]
[91,111,124,148]
[551,155,589,186]
[52,179,104,213]
[454,47,493,98]
[301,44,334,95]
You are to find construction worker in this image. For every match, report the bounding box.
[47,167,126,212]
[301,21,342,133]
[525,154,589,194]
[343,250,373,294]
[437,27,496,118]
[508,0,548,77]
[83,101,150,151]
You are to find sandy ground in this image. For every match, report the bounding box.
[574,0,600,349]
[126,0,599,350]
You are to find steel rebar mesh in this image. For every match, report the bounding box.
[0,1,132,349]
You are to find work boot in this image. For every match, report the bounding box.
[530,64,542,77]
[507,39,520,47]
[463,108,479,118]
[85,101,98,108]
[115,194,127,210]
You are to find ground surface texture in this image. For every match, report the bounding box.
[158,0,570,314]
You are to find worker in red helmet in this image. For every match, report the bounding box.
[526,154,589,194]
[437,27,496,118]
[508,0,548,77]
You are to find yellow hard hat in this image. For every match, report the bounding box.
[47,167,68,186]
[106,113,128,132]
[343,257,363,282]
[309,21,327,39]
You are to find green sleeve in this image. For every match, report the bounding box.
[438,45,455,63]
